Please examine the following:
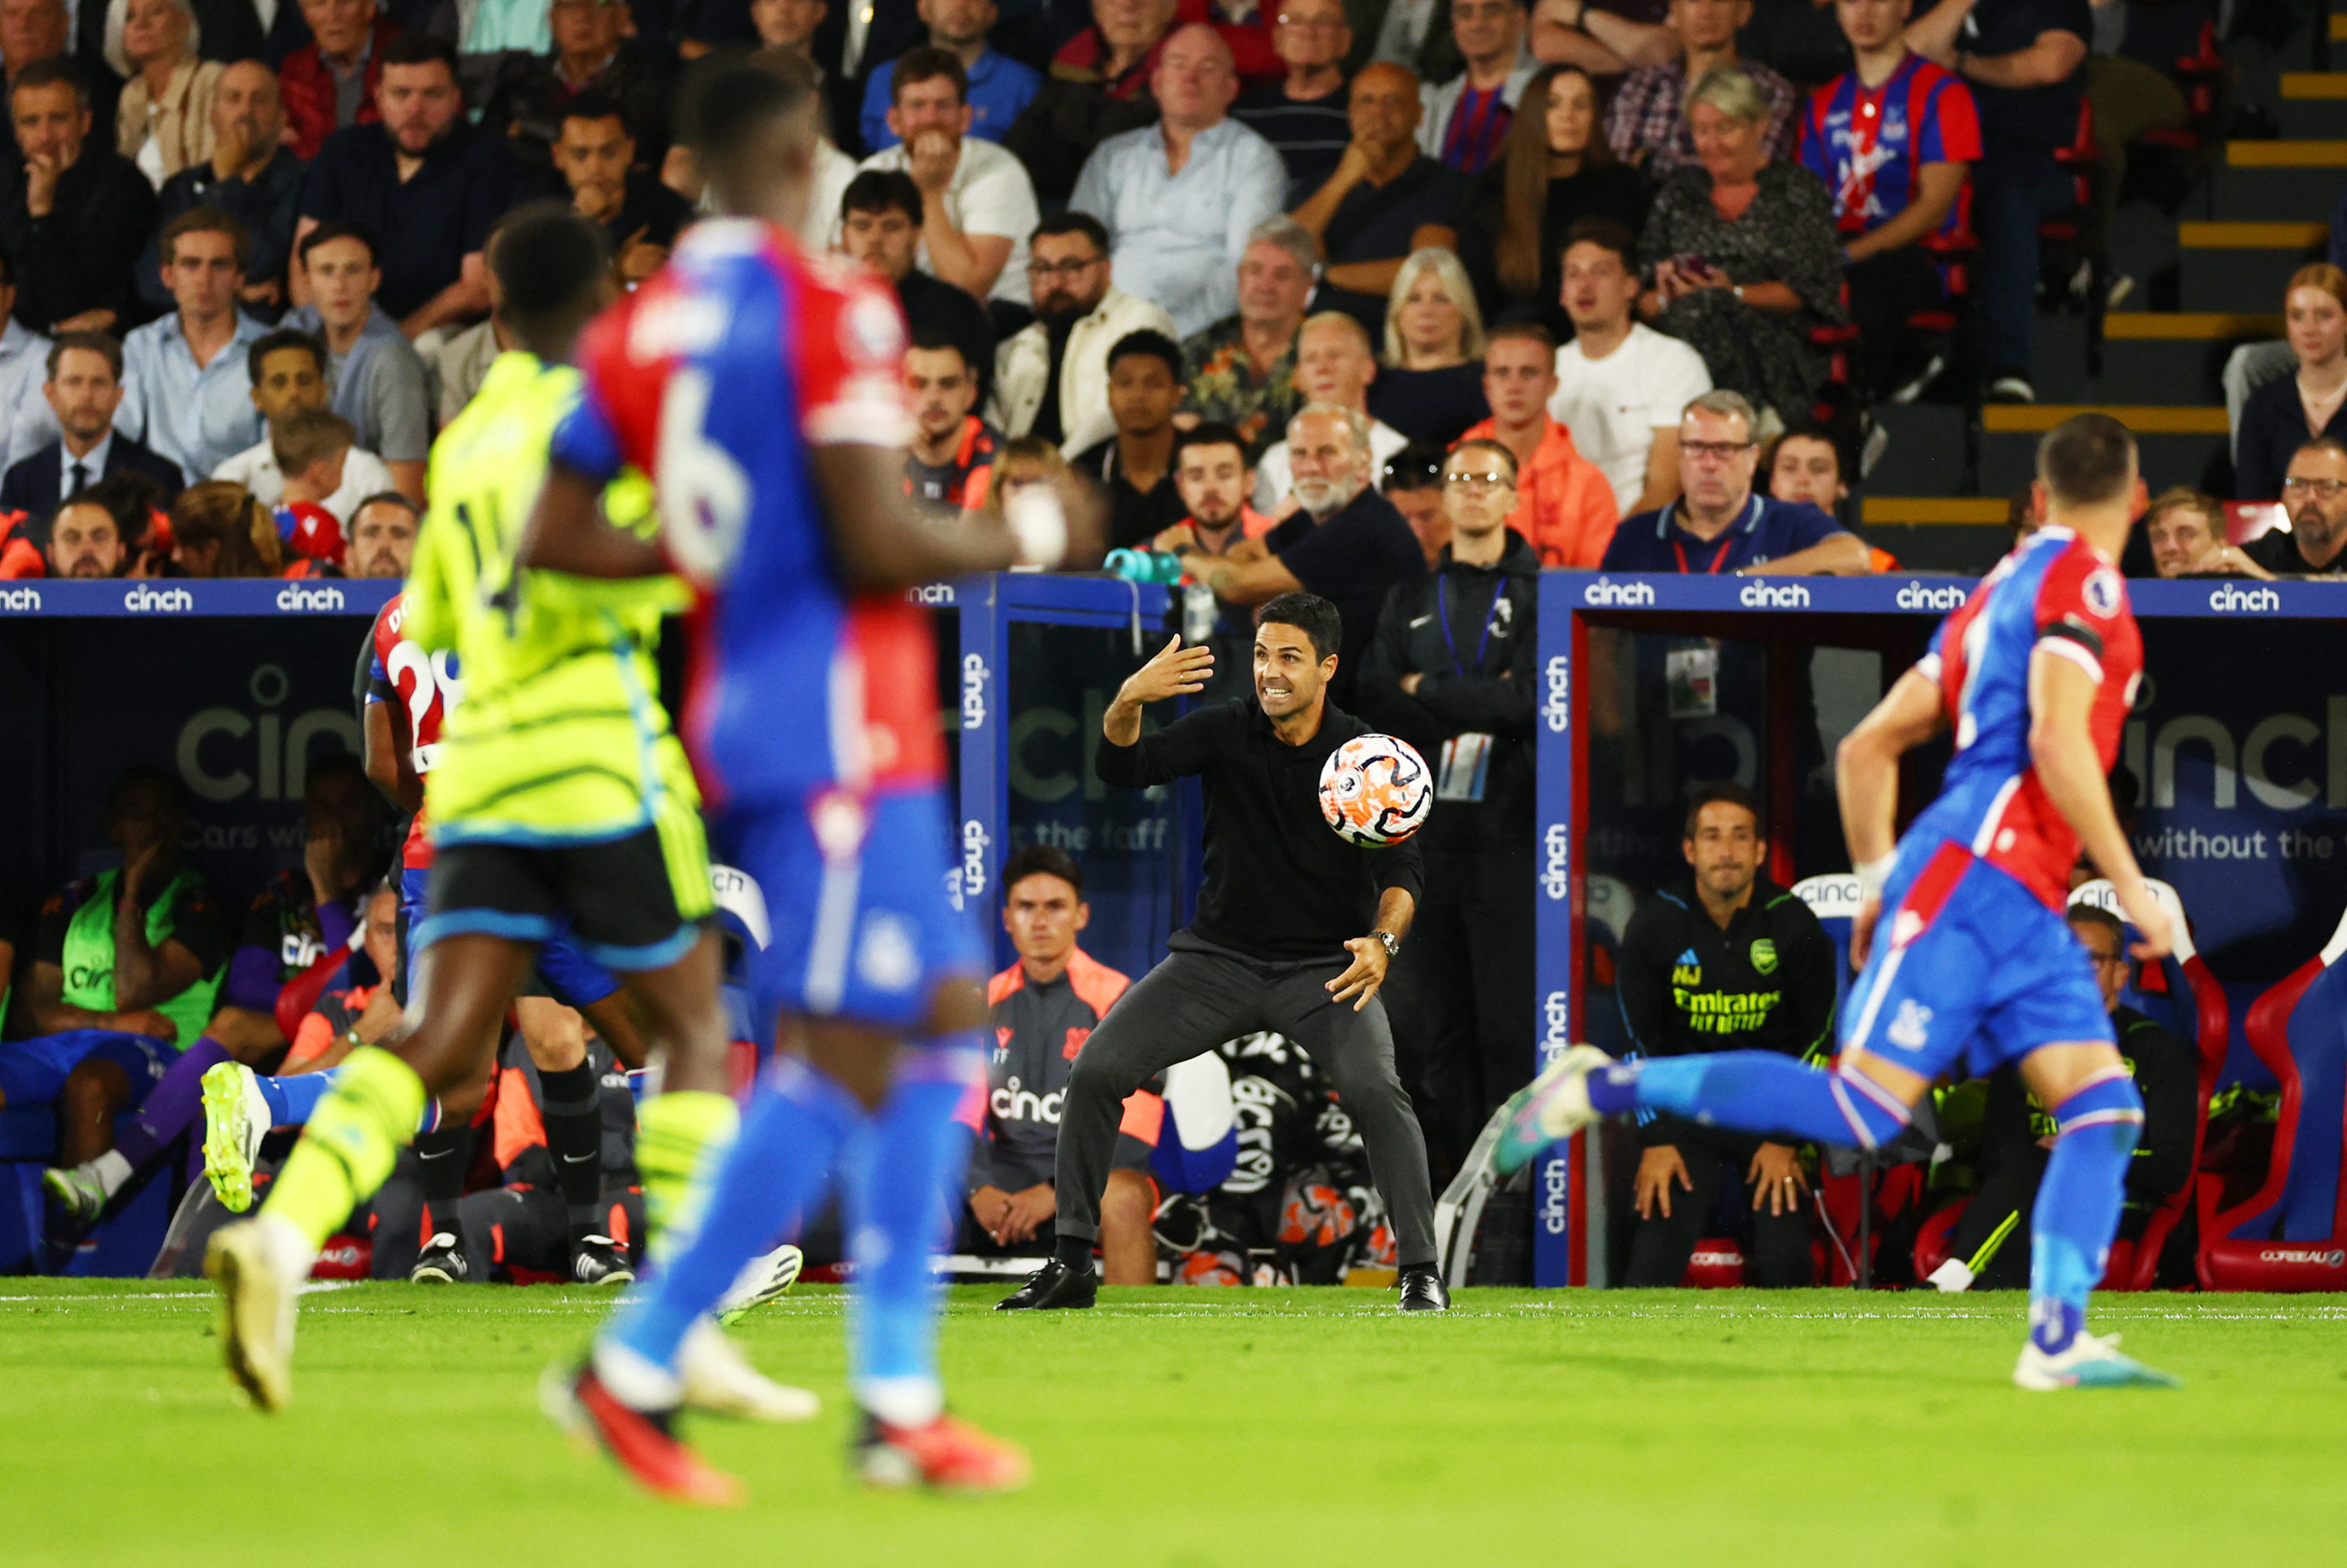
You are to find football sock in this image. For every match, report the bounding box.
[258,1046,427,1249]
[634,1089,741,1253]
[258,1068,341,1128]
[846,1035,980,1428]
[414,1123,474,1242]
[1592,1052,1912,1150]
[537,1060,606,1241]
[109,1036,232,1181]
[601,1057,863,1380]
[2028,1068,2143,1356]
[1053,1231,1093,1271]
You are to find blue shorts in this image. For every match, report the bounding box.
[1841,843,2113,1079]
[401,865,620,1009]
[0,1030,173,1108]
[718,785,983,1032]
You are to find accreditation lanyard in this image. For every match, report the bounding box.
[1666,499,1748,576]
[1437,574,1509,674]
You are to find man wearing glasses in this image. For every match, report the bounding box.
[2239,438,2347,578]
[1598,388,1870,574]
[1234,0,1355,208]
[989,211,1176,455]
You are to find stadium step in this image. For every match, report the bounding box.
[2178,221,2327,312]
[2097,314,2283,405]
[1855,497,2009,575]
[1864,404,1969,494]
[1977,405,2227,494]
[2210,140,2347,222]
[2281,74,2347,139]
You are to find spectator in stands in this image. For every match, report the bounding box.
[1182,215,1315,456]
[2236,265,2347,505]
[2243,438,2347,578]
[985,432,1075,520]
[1359,433,1537,1169]
[1154,418,1274,555]
[1635,65,1844,427]
[137,62,305,316]
[860,0,1039,152]
[278,0,395,160]
[1073,25,1286,336]
[1611,780,1835,1288]
[1,59,158,334]
[1552,218,1711,516]
[902,332,999,513]
[344,488,415,574]
[1381,441,1450,564]
[1456,63,1649,333]
[1903,0,2087,405]
[0,768,230,1167]
[2141,485,2260,580]
[1765,421,1846,514]
[286,223,431,499]
[1456,320,1617,565]
[966,845,1156,1282]
[1601,388,1869,571]
[117,206,267,485]
[1252,310,1405,513]
[1183,401,1425,707]
[41,494,132,574]
[0,248,57,470]
[115,0,219,185]
[0,0,120,169]
[1076,327,1189,547]
[552,93,694,287]
[1798,0,1981,400]
[168,477,281,574]
[212,327,397,511]
[1367,247,1487,446]
[1606,0,1796,173]
[1232,0,1353,207]
[1931,903,2193,1292]
[0,332,182,525]
[271,405,366,527]
[1003,0,1177,203]
[858,48,1038,304]
[481,0,672,174]
[1417,0,1535,174]
[989,212,1174,455]
[297,32,517,338]
[1523,0,1688,78]
[1288,63,1461,335]
[838,168,995,404]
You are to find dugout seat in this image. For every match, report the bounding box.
[1582,875,1637,1059]
[2199,904,2347,1291]
[1791,873,1863,1016]
[2067,879,2227,1290]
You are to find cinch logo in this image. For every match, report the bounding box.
[2209,584,2280,613]
[124,583,193,612]
[1541,1156,1568,1235]
[960,817,990,898]
[991,1076,1065,1124]
[960,652,987,729]
[1738,579,1808,609]
[276,583,344,612]
[1581,576,1655,607]
[907,582,954,605]
[0,586,38,611]
[1542,654,1569,733]
[2258,1248,2346,1267]
[1897,582,1968,611]
[1542,989,1570,1053]
[177,662,364,804]
[1542,823,1569,900]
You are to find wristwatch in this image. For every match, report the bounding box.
[1371,930,1401,960]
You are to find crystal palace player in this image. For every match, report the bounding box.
[522,64,1087,1502]
[1500,414,2181,1390]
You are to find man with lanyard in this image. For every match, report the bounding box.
[1357,438,1540,1172]
[1598,390,1869,577]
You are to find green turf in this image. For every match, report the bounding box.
[1,1281,2339,1566]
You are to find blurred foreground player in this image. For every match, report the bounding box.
[522,64,1087,1501]
[1499,413,2182,1390]
[206,204,740,1414]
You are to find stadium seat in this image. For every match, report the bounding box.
[1912,1195,1968,1281]
[1582,874,1637,1059]
[1791,873,1863,1015]
[1150,1052,1238,1194]
[2199,903,2347,1291]
[2223,501,2287,545]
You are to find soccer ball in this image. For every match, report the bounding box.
[1316,734,1432,846]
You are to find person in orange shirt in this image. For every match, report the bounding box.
[1452,321,1618,567]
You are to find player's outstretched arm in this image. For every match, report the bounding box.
[2027,647,2172,959]
[811,444,1103,589]
[1836,666,1944,965]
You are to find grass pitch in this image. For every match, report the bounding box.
[2,1281,2340,1566]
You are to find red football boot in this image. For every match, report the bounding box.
[542,1363,746,1506]
[853,1410,1032,1493]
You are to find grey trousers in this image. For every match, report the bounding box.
[1053,931,1439,1266]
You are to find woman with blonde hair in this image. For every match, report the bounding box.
[2235,263,2347,500]
[169,482,282,578]
[1368,248,1490,447]
[114,0,219,186]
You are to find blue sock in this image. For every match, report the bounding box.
[844,1034,981,1427]
[260,1068,339,1127]
[603,1057,866,1372]
[2028,1069,2143,1355]
[1592,1052,1910,1149]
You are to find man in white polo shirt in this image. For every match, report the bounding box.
[855,47,1039,305]
[1549,216,1710,518]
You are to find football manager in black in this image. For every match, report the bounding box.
[998,591,1447,1312]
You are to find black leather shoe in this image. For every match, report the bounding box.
[1398,1267,1450,1312]
[996,1257,1098,1311]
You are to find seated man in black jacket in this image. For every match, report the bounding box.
[1358,437,1538,1170]
[1932,903,2196,1291]
[1612,780,1836,1287]
[0,59,155,335]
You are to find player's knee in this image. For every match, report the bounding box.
[60,1057,127,1113]
[514,998,587,1072]
[1830,1065,1912,1151]
[2052,1068,2144,1152]
[922,974,986,1036]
